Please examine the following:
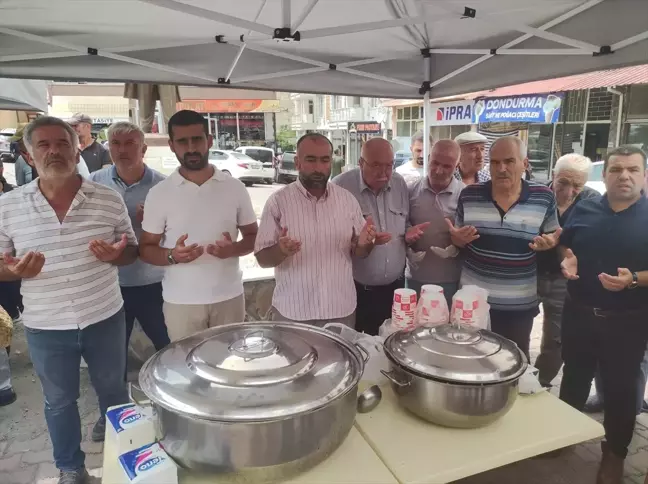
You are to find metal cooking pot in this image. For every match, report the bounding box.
[381,324,527,428]
[135,322,367,482]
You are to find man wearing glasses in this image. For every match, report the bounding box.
[332,138,429,335]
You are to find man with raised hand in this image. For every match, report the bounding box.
[255,133,376,328]
[0,116,137,484]
[139,110,258,341]
[333,138,429,335]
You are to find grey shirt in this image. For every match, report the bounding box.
[82,141,112,173]
[332,168,409,286]
[406,176,465,284]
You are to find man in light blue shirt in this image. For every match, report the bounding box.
[89,122,169,399]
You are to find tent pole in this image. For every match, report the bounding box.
[282,0,291,28]
[423,54,431,175]
[292,0,319,30]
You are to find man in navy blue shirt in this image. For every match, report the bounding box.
[559,145,648,483]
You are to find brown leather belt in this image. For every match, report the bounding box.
[570,299,646,318]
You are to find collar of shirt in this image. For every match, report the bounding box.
[600,192,648,213]
[295,178,330,201]
[170,165,227,186]
[482,179,531,203]
[423,174,462,196]
[358,170,391,195]
[110,164,153,188]
[23,175,96,200]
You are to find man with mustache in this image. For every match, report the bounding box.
[255,133,377,327]
[450,136,561,360]
[558,146,648,484]
[407,140,464,308]
[89,122,170,392]
[332,138,429,335]
[0,116,138,484]
[396,131,431,187]
[139,110,258,341]
[534,154,598,388]
[453,131,490,185]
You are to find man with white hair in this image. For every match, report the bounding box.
[534,153,599,387]
[0,116,138,484]
[449,136,561,359]
[453,131,490,185]
[89,122,170,393]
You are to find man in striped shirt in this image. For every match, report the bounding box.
[449,136,561,359]
[255,133,376,327]
[0,116,138,484]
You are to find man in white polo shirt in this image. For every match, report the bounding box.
[0,116,138,484]
[140,110,258,341]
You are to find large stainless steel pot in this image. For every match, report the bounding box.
[381,324,527,428]
[136,322,366,482]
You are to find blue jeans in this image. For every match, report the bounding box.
[405,279,458,310]
[25,309,128,471]
[593,343,648,414]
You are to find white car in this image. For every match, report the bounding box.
[234,146,275,184]
[209,150,266,186]
[0,128,16,161]
[585,161,606,194]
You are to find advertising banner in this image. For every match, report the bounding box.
[430,100,474,126]
[473,93,564,124]
[348,121,382,133]
[176,99,280,113]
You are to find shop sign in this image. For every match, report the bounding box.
[430,100,474,125]
[474,93,564,124]
[348,121,381,133]
[176,99,280,113]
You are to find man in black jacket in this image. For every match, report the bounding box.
[535,153,599,387]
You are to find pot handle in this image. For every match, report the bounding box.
[128,382,151,407]
[380,369,411,387]
[355,343,370,363]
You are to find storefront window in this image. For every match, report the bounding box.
[527,124,553,182]
[627,124,648,152]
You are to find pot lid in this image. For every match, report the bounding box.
[139,322,364,422]
[383,324,526,384]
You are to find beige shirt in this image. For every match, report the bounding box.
[406,176,465,284]
[254,181,365,321]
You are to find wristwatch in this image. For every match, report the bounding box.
[167,249,178,265]
[628,272,639,290]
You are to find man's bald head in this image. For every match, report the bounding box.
[359,137,394,192]
[428,139,460,190]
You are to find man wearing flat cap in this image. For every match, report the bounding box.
[453,131,490,186]
[68,113,112,173]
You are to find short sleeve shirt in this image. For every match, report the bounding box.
[561,195,648,310]
[142,167,257,305]
[456,180,560,311]
[82,141,112,173]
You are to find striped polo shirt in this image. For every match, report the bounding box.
[456,180,560,311]
[0,178,137,330]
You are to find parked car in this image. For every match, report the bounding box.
[275,151,297,184]
[209,150,266,186]
[234,146,275,184]
[585,161,606,194]
[393,150,411,169]
[0,128,16,163]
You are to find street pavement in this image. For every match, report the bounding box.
[0,164,647,483]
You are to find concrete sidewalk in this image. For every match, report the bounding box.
[1,313,647,484]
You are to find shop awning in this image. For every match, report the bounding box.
[0,0,647,100]
[0,78,48,111]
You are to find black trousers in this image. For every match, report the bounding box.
[354,278,404,336]
[0,280,22,319]
[489,308,538,362]
[121,283,170,379]
[559,297,648,458]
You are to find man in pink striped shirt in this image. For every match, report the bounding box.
[255,133,376,327]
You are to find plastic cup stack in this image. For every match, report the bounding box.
[417,285,449,327]
[392,288,417,329]
[451,286,490,330]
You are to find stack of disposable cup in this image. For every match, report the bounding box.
[451,286,490,330]
[416,285,449,327]
[392,288,417,329]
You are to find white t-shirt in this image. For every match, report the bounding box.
[395,161,424,187]
[142,167,257,305]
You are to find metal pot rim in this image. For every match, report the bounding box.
[139,322,365,423]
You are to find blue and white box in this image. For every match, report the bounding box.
[119,442,178,484]
[106,403,156,453]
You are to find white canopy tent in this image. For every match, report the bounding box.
[0,0,647,161]
[0,78,47,112]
